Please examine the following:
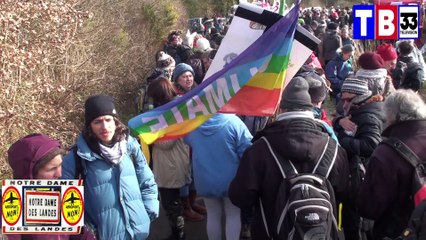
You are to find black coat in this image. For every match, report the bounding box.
[333,101,386,160]
[321,30,342,62]
[358,120,426,239]
[164,44,193,64]
[229,113,349,240]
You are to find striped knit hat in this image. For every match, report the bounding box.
[156,51,175,70]
[341,77,371,95]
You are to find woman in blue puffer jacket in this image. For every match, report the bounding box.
[62,94,159,240]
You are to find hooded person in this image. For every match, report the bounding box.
[61,94,159,240]
[229,76,349,240]
[355,52,394,98]
[5,134,68,240]
[8,134,64,180]
[183,112,253,240]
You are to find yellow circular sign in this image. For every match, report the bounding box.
[62,187,83,226]
[2,186,22,225]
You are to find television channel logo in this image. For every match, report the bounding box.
[353,4,420,40]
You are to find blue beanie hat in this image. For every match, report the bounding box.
[172,63,195,82]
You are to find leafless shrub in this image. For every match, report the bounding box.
[0,0,187,178]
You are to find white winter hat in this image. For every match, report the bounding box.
[194,38,212,53]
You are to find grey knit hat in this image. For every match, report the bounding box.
[306,75,327,103]
[280,77,313,111]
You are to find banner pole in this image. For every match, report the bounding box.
[279,0,285,15]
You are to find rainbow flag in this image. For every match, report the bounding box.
[128,4,299,144]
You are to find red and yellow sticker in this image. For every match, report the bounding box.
[2,186,22,225]
[61,186,83,226]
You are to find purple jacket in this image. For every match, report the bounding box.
[358,120,426,239]
[5,134,69,240]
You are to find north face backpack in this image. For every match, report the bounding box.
[381,137,426,240]
[261,136,339,240]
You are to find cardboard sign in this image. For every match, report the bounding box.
[205,2,320,89]
[1,180,84,234]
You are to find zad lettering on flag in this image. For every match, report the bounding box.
[128,0,317,145]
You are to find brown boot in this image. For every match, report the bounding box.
[181,197,204,222]
[189,191,207,215]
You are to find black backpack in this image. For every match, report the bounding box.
[261,136,339,240]
[381,137,426,240]
[401,62,424,91]
[392,60,407,89]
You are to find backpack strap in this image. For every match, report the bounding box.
[381,137,421,168]
[261,136,297,179]
[130,152,138,167]
[312,137,339,178]
[126,141,139,167]
[71,145,87,180]
[261,136,294,240]
[262,136,338,179]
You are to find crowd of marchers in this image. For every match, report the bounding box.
[2,5,426,240]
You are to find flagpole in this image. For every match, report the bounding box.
[279,0,285,15]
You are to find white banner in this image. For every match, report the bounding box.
[205,2,320,89]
